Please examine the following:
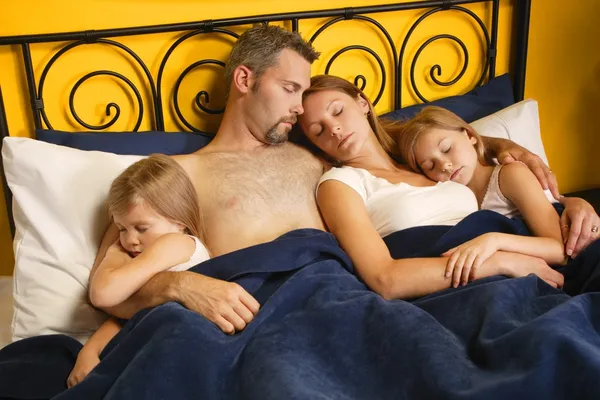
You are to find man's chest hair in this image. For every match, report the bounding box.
[196,145,322,212]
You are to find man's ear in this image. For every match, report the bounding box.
[233,65,254,94]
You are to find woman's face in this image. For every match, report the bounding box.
[298,89,371,162]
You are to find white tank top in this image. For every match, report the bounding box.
[168,235,211,272]
[318,166,478,238]
[481,164,557,218]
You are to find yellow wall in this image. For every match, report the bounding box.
[1,0,580,276]
[524,0,600,194]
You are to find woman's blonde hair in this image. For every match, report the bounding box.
[393,106,493,172]
[299,75,397,166]
[107,154,203,240]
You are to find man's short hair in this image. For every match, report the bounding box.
[223,25,320,99]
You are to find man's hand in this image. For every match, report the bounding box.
[487,137,560,199]
[176,273,261,335]
[559,196,600,258]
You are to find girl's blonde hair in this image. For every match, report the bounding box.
[107,154,203,240]
[300,75,398,166]
[393,106,493,172]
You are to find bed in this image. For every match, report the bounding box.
[3,0,600,399]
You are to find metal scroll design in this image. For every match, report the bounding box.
[37,39,156,131]
[398,6,492,104]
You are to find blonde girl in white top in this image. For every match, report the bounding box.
[68,154,211,387]
[394,106,568,288]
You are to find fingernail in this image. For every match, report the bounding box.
[567,249,572,256]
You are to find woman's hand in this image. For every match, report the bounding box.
[66,349,100,388]
[442,233,500,287]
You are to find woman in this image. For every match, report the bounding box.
[297,74,598,299]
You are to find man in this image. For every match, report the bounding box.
[89,25,598,334]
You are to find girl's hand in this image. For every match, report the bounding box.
[495,251,564,289]
[66,349,100,388]
[442,233,500,287]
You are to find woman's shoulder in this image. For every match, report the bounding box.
[318,166,370,201]
[320,165,367,182]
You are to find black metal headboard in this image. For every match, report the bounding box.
[0,0,532,236]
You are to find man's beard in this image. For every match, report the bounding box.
[265,116,297,145]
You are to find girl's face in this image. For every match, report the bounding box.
[413,128,479,185]
[113,199,185,257]
[298,89,371,162]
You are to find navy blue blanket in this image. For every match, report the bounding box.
[3,211,600,399]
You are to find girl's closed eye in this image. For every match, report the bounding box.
[333,106,343,116]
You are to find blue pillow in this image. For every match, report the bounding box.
[379,73,515,123]
[35,129,213,156]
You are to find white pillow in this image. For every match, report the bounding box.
[470,99,549,166]
[2,137,144,343]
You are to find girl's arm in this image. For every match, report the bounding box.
[443,162,566,287]
[79,318,121,358]
[499,162,566,265]
[67,318,121,387]
[480,136,559,199]
[89,233,196,309]
[317,180,564,299]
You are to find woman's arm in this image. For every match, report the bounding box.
[317,180,502,299]
[89,233,195,309]
[499,162,566,265]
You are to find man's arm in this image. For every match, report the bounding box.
[89,221,261,332]
[481,136,559,199]
[99,271,184,319]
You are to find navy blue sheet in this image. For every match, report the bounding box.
[2,211,600,399]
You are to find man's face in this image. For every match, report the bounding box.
[244,49,311,145]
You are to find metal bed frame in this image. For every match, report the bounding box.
[0,0,532,236]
